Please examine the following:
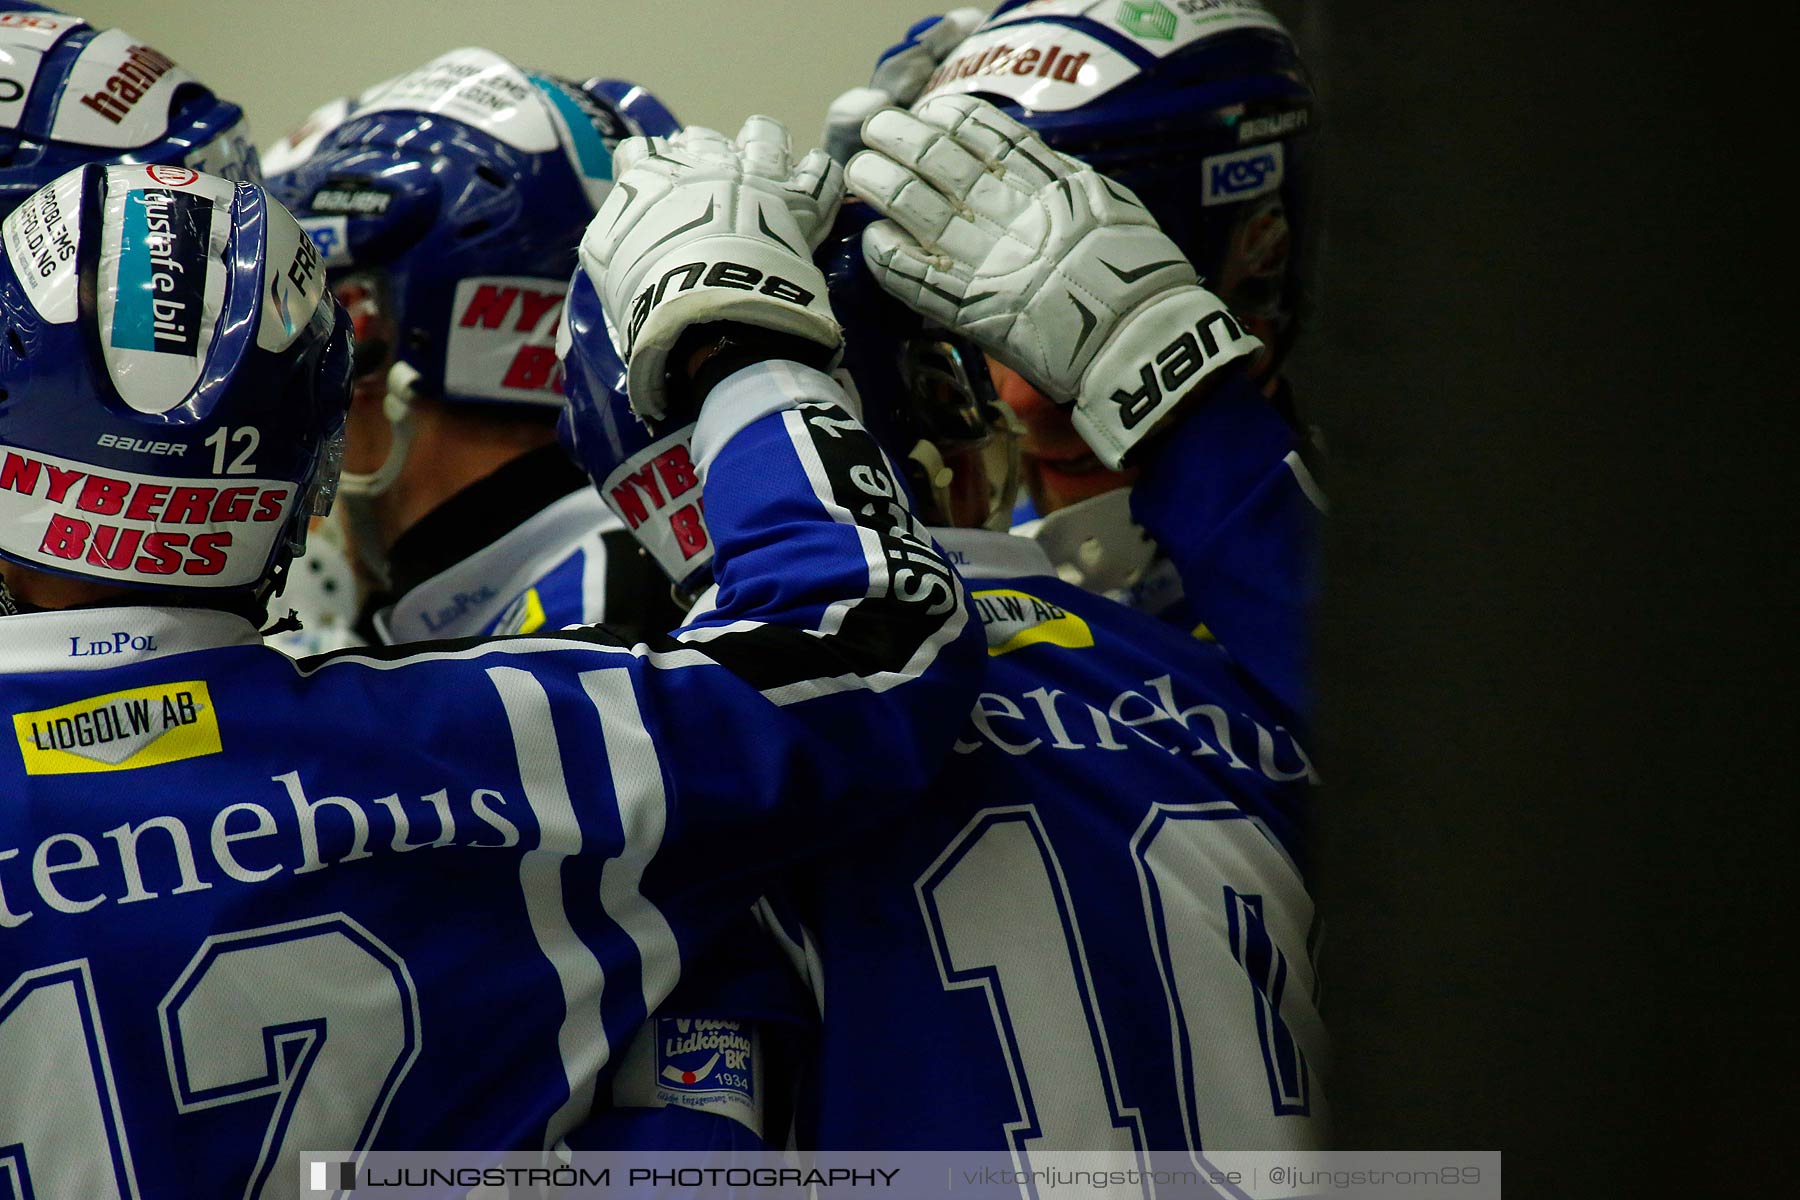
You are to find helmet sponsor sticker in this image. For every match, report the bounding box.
[1200,142,1284,206]
[920,24,1138,112]
[307,178,393,216]
[0,9,85,46]
[1099,0,1283,53]
[972,588,1096,655]
[1,11,88,129]
[979,0,1285,57]
[528,72,619,209]
[96,165,235,414]
[358,48,559,154]
[0,444,294,590]
[600,427,711,585]
[2,166,84,324]
[48,27,196,149]
[298,215,351,267]
[444,275,568,405]
[13,680,221,775]
[259,202,328,352]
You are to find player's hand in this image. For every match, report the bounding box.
[822,8,986,164]
[578,116,845,421]
[846,95,1263,469]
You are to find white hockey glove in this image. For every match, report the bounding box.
[578,116,845,422]
[847,96,1263,469]
[822,8,987,164]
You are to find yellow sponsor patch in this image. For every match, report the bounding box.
[496,587,547,635]
[13,681,222,775]
[972,589,1095,656]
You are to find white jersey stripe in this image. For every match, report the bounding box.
[1284,450,1329,514]
[486,665,609,1148]
[581,669,683,1018]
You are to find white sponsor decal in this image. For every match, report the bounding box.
[0,443,293,590]
[2,166,84,324]
[1200,142,1284,206]
[95,165,236,415]
[601,427,711,585]
[973,0,1286,65]
[259,203,328,352]
[358,48,559,154]
[443,275,568,405]
[1097,0,1285,55]
[48,28,196,150]
[299,215,352,268]
[1,12,86,129]
[920,24,1138,112]
[0,9,85,46]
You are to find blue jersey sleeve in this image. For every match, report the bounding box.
[0,361,979,1194]
[1129,371,1323,719]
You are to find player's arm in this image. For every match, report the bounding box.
[844,95,1318,714]
[549,115,984,854]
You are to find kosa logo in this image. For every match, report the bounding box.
[1201,143,1285,207]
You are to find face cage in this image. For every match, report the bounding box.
[897,333,1022,532]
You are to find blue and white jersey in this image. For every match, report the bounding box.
[1129,374,1325,721]
[374,487,628,643]
[0,366,980,1198]
[791,526,1326,1163]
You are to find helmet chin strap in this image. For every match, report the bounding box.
[1025,487,1159,597]
[336,361,421,498]
[335,361,423,590]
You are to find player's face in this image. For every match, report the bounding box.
[989,358,1135,514]
[335,274,398,476]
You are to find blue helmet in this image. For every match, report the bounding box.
[558,266,715,594]
[0,3,260,219]
[0,163,352,610]
[917,0,1317,372]
[265,49,680,427]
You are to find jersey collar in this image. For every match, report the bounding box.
[928,525,1057,582]
[376,488,615,643]
[0,606,262,674]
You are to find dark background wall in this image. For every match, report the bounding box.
[1302,4,1790,1193]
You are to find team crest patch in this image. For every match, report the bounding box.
[972,589,1096,656]
[657,1016,755,1101]
[14,680,221,775]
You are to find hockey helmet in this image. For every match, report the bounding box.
[0,163,352,612]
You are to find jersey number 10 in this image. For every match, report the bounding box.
[918,802,1326,1180]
